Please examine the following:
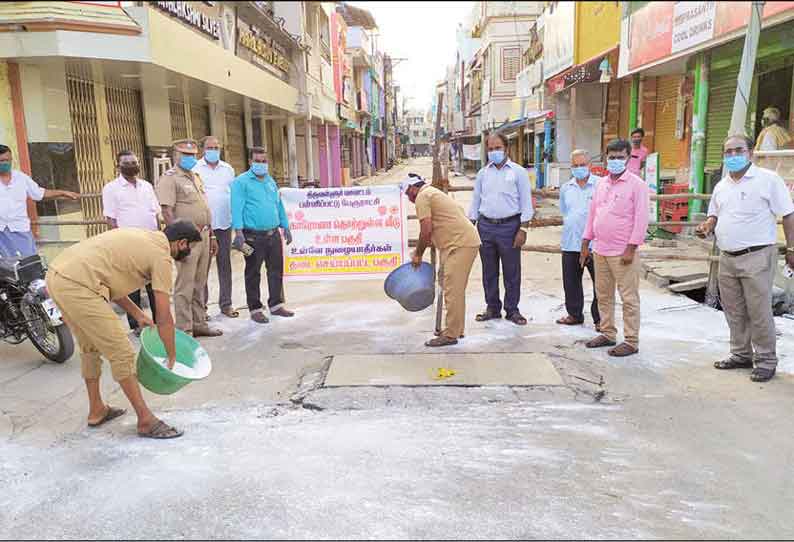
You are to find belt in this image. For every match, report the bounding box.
[723,244,771,257]
[478,214,521,225]
[243,228,279,237]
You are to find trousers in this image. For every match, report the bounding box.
[128,283,157,330]
[718,245,778,370]
[477,216,522,315]
[174,229,210,332]
[594,252,641,348]
[243,229,285,312]
[561,251,600,323]
[203,228,233,311]
[441,246,479,339]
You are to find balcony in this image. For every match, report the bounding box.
[356,90,370,114]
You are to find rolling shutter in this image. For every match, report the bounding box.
[654,75,682,170]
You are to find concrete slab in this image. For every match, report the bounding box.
[324,353,564,387]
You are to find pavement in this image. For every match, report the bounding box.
[3,157,794,539]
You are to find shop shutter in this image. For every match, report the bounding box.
[66,63,106,237]
[105,83,147,181]
[169,100,188,141]
[225,111,246,174]
[654,75,682,170]
[190,104,210,142]
[705,65,741,170]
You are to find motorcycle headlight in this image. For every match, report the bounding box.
[28,279,49,298]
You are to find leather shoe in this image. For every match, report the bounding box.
[271,307,295,318]
[251,311,269,324]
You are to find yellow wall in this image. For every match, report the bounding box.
[575,1,621,64]
[0,61,19,166]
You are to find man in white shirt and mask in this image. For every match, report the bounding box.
[194,136,238,319]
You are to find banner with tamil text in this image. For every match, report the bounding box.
[281,185,407,281]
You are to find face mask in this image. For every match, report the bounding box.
[0,163,11,174]
[251,163,268,177]
[119,164,140,177]
[174,247,191,261]
[724,154,750,173]
[488,150,505,164]
[204,149,220,163]
[571,166,590,180]
[179,155,197,170]
[607,159,627,175]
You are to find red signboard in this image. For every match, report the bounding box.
[628,1,794,73]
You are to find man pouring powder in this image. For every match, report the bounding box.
[47,220,203,439]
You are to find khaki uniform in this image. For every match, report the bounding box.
[415,185,481,338]
[156,165,212,332]
[47,229,174,381]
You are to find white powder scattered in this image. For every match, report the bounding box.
[152,348,212,380]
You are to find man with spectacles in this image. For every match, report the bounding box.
[696,134,794,382]
[102,150,161,336]
[231,147,294,324]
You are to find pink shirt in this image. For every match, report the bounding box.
[582,169,649,256]
[627,145,648,176]
[101,176,160,231]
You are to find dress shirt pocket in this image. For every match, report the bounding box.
[607,191,634,216]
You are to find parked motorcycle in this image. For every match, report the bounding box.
[0,254,74,363]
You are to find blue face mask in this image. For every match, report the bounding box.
[571,166,590,180]
[724,154,749,173]
[488,150,505,164]
[179,155,197,170]
[607,158,627,175]
[0,163,11,174]
[251,163,268,177]
[204,149,220,164]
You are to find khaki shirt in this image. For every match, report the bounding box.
[414,185,480,257]
[50,229,174,301]
[156,167,212,228]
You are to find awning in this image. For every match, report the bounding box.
[546,47,619,96]
[494,110,552,133]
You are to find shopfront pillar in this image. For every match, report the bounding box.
[689,53,709,217]
[287,115,299,188]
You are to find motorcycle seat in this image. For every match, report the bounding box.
[0,255,43,283]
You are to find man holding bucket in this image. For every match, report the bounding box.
[47,220,203,439]
[403,175,481,347]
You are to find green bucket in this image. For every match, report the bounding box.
[136,328,212,395]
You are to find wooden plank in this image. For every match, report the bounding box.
[669,277,709,293]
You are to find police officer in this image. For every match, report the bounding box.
[156,139,222,337]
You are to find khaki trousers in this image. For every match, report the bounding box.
[441,246,479,339]
[174,229,210,332]
[594,253,641,348]
[718,245,778,370]
[47,271,137,382]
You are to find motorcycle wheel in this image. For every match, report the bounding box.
[23,303,75,363]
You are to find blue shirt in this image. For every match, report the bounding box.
[559,175,598,252]
[231,170,289,231]
[468,159,534,222]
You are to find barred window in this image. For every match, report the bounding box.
[502,47,521,82]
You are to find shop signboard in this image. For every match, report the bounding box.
[152,1,221,40]
[671,1,717,54]
[281,185,408,281]
[237,18,291,78]
[462,144,481,161]
[543,1,575,78]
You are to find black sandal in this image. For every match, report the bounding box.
[476,310,502,322]
[714,358,753,370]
[507,313,528,326]
[751,367,776,382]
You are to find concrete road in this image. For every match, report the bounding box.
[3,157,794,538]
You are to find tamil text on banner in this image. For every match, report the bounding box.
[281,185,407,281]
[645,152,660,222]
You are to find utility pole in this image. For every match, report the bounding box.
[729,1,763,135]
[432,92,445,189]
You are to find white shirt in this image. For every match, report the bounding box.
[0,170,46,232]
[101,175,160,231]
[193,158,235,230]
[707,164,794,252]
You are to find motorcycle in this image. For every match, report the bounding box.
[0,254,74,363]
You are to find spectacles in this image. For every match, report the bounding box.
[723,147,748,157]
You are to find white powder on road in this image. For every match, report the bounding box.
[152,349,211,380]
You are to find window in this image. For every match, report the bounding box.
[502,47,521,82]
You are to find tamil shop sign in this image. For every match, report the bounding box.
[625,1,794,74]
[153,1,221,39]
[238,24,291,74]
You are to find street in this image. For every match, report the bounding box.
[3,157,794,539]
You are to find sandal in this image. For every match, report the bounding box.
[556,315,584,325]
[221,307,240,319]
[425,336,459,347]
[608,342,639,357]
[585,335,617,348]
[714,357,753,370]
[138,420,183,439]
[192,326,223,337]
[751,367,776,382]
[435,330,464,338]
[88,406,126,428]
[476,310,502,322]
[507,312,528,326]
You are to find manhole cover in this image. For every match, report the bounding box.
[324,353,563,387]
